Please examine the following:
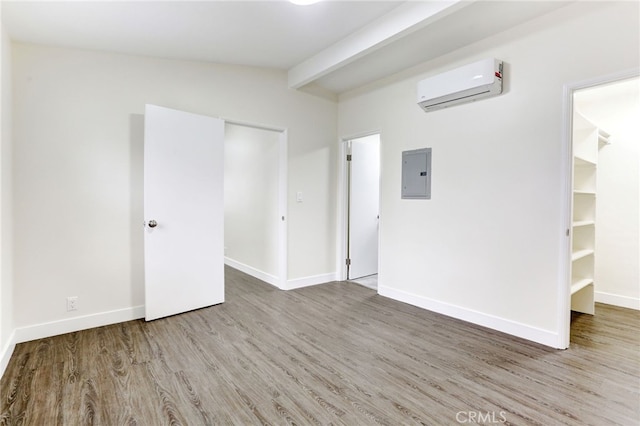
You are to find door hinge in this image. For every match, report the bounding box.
[346,154,352,161]
[346,258,351,266]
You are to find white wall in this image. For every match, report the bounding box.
[575,79,640,309]
[11,44,338,340]
[224,124,280,280]
[0,9,15,375]
[337,1,639,347]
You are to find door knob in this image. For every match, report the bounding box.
[148,220,158,228]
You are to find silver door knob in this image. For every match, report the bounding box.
[148,220,158,228]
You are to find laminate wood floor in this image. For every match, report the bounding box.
[2,266,639,425]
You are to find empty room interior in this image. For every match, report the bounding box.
[1,1,639,424]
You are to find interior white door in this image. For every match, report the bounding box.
[144,104,225,321]
[348,135,381,279]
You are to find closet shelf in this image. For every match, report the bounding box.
[598,130,611,145]
[572,249,594,262]
[574,155,597,167]
[573,220,595,227]
[571,278,594,295]
[570,110,608,316]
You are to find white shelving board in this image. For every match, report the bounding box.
[571,278,594,295]
[573,220,595,227]
[569,110,609,316]
[571,249,594,262]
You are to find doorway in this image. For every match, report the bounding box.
[343,134,381,289]
[561,72,639,347]
[224,122,288,290]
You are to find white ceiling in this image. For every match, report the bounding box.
[1,0,571,94]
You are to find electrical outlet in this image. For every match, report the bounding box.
[67,296,78,311]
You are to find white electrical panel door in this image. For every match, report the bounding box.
[349,136,380,280]
[144,104,225,321]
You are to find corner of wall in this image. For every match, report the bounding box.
[0,14,16,380]
[0,330,16,379]
[224,257,281,288]
[286,272,339,290]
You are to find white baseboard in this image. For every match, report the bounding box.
[224,257,280,288]
[286,272,338,290]
[595,291,640,310]
[378,285,562,349]
[0,329,16,380]
[14,305,145,345]
[224,257,338,291]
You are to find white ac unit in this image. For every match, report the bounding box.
[417,58,503,112]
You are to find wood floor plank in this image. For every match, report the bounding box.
[1,266,638,425]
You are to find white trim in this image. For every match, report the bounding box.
[340,129,383,143]
[560,68,640,348]
[225,256,336,291]
[558,83,574,349]
[337,139,349,281]
[278,130,288,290]
[0,329,16,380]
[286,273,338,290]
[595,291,640,311]
[14,305,145,345]
[224,257,280,289]
[223,118,286,134]
[379,285,563,349]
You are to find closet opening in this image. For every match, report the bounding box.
[563,74,639,347]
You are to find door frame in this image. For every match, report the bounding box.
[559,68,639,348]
[224,118,288,290]
[337,131,382,282]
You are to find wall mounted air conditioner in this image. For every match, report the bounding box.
[417,58,503,112]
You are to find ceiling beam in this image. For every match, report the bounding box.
[287,0,472,90]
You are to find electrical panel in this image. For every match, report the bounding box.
[401,148,431,199]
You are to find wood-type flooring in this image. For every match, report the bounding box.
[1,266,639,425]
